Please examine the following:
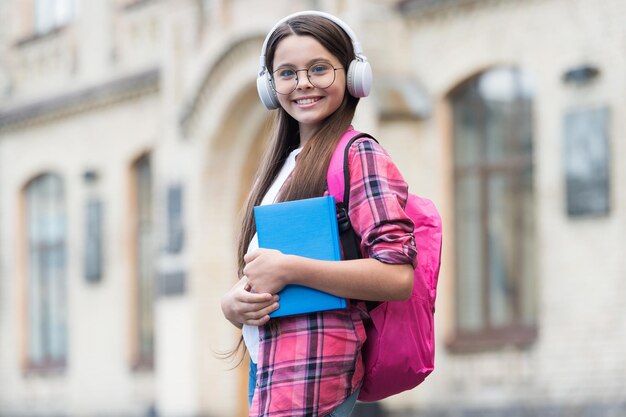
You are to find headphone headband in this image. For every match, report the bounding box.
[258,10,366,75]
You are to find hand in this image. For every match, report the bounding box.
[221,277,279,327]
[243,248,290,295]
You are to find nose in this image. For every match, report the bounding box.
[295,70,313,89]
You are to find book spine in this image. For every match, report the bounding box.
[328,196,342,261]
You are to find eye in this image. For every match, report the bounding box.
[276,68,296,79]
[309,64,331,75]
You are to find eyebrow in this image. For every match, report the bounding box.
[273,57,334,69]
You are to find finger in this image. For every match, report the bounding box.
[240,291,275,304]
[244,250,259,264]
[240,276,252,292]
[243,315,270,327]
[258,301,280,317]
[244,306,279,326]
[243,302,279,321]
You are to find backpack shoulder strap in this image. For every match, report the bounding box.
[327,127,377,207]
[327,127,377,262]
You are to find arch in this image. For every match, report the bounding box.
[22,171,63,190]
[442,62,516,100]
[191,34,274,234]
[179,35,267,139]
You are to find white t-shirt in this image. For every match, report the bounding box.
[243,147,302,364]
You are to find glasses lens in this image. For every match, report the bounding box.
[272,67,298,95]
[308,63,335,89]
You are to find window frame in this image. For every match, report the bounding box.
[23,173,68,372]
[448,68,537,352]
[129,153,155,371]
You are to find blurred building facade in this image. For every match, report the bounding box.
[0,0,625,416]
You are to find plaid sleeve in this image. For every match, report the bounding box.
[347,138,417,268]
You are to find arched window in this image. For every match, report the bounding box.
[25,173,67,368]
[450,67,537,349]
[132,154,154,368]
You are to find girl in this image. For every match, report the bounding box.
[220,11,417,417]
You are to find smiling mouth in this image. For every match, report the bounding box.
[295,97,322,105]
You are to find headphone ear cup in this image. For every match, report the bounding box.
[257,73,280,110]
[346,59,373,98]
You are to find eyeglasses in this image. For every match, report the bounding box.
[271,62,344,95]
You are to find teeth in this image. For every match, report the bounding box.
[296,98,319,105]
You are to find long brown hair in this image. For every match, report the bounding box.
[237,15,361,275]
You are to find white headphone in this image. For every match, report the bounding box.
[257,10,373,110]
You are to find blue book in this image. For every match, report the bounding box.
[253,195,347,318]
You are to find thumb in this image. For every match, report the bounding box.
[244,249,260,264]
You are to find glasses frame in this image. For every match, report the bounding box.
[271,62,345,95]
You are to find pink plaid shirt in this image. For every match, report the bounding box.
[249,135,417,417]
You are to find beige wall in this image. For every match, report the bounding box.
[0,94,160,415]
[1,0,625,416]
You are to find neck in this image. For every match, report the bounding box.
[298,125,316,147]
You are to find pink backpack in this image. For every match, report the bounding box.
[327,128,443,402]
